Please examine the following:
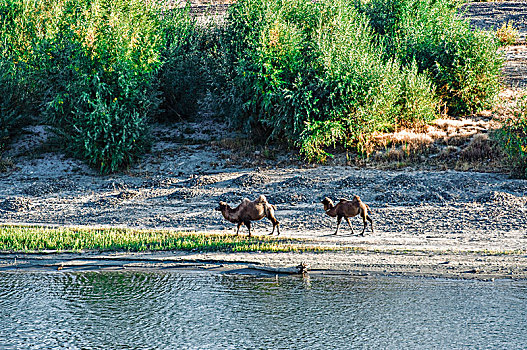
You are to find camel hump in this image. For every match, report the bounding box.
[263,202,276,216]
[255,195,267,203]
[339,198,348,203]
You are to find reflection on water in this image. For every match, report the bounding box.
[1,271,526,349]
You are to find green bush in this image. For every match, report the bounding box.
[0,4,37,152]
[0,51,23,152]
[216,0,438,161]
[157,6,206,120]
[33,0,164,173]
[0,0,505,168]
[496,99,527,179]
[358,0,503,115]
[0,0,202,173]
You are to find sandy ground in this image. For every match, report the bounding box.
[1,1,527,280]
[1,122,526,279]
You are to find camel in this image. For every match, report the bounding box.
[321,195,373,235]
[216,195,280,236]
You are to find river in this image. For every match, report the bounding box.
[1,271,526,349]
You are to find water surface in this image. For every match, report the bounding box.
[1,271,526,349]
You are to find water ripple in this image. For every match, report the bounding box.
[1,272,527,349]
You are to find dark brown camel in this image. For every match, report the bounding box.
[216,195,280,237]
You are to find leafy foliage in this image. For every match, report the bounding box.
[0,9,36,153]
[0,50,25,152]
[32,0,164,173]
[216,0,438,161]
[0,0,505,167]
[0,0,201,173]
[496,98,527,179]
[157,5,209,120]
[358,0,503,115]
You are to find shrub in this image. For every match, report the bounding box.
[217,0,438,162]
[357,0,503,115]
[0,0,205,173]
[0,3,38,152]
[33,0,165,173]
[157,5,206,120]
[496,20,519,46]
[496,99,527,179]
[215,0,323,140]
[0,51,23,153]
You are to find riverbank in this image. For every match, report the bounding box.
[1,224,526,280]
[2,247,526,281]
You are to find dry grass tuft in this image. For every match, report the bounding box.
[216,137,254,152]
[459,133,500,162]
[496,20,519,46]
[357,89,525,172]
[437,145,460,161]
[373,130,434,153]
[212,137,287,168]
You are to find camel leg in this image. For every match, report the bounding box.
[269,222,280,236]
[360,215,367,236]
[334,216,342,235]
[367,215,373,234]
[236,222,242,236]
[245,221,251,237]
[345,217,354,235]
[268,215,280,236]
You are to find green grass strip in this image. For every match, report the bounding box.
[0,225,331,253]
[5,225,521,256]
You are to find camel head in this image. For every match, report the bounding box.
[321,197,334,211]
[216,201,229,212]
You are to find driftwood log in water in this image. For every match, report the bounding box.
[248,262,310,275]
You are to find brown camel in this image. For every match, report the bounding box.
[216,195,280,236]
[321,195,373,235]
